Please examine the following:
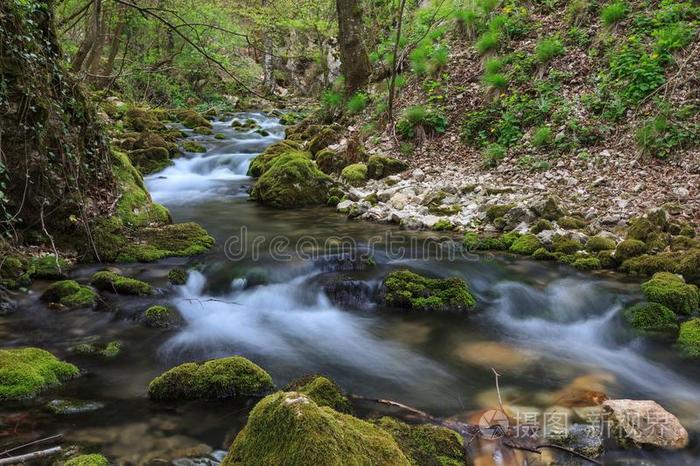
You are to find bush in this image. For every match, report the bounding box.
[396,106,447,139]
[475,31,500,55]
[532,126,553,147]
[346,93,369,114]
[601,1,628,26]
[484,56,505,74]
[635,114,698,159]
[535,38,565,63]
[321,90,343,110]
[483,73,508,90]
[482,143,507,167]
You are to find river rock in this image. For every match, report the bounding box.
[0,287,16,316]
[602,399,688,449]
[390,193,410,210]
[547,423,605,458]
[321,277,376,310]
[412,168,426,181]
[48,399,105,415]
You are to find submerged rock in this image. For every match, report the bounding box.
[379,269,476,312]
[221,392,410,466]
[148,356,274,401]
[48,399,104,415]
[142,305,182,329]
[0,347,79,400]
[603,399,688,449]
[321,277,376,310]
[547,423,604,459]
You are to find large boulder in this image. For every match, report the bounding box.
[379,269,475,312]
[640,272,699,315]
[251,153,333,208]
[0,347,79,400]
[148,356,273,400]
[247,140,304,177]
[221,392,410,466]
[602,399,688,449]
[284,375,351,413]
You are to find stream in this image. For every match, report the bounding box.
[2,113,699,465]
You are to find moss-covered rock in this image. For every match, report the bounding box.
[41,280,97,309]
[627,217,657,242]
[194,126,213,135]
[28,255,71,279]
[176,109,212,129]
[530,218,553,234]
[558,216,587,230]
[553,237,583,255]
[621,253,678,277]
[381,270,476,312]
[308,127,339,155]
[115,222,214,262]
[485,204,514,222]
[463,231,520,251]
[285,375,351,413]
[433,219,454,231]
[533,195,566,220]
[129,146,171,175]
[597,250,617,269]
[182,141,207,153]
[91,271,153,296]
[148,356,273,400]
[573,257,602,271]
[316,148,350,175]
[247,140,305,177]
[509,234,542,255]
[341,163,368,187]
[640,272,699,315]
[532,247,558,261]
[586,236,617,252]
[215,132,226,140]
[221,392,410,466]
[143,305,181,328]
[374,417,464,466]
[0,347,79,400]
[168,267,188,285]
[125,107,165,132]
[624,302,678,335]
[251,153,333,208]
[70,341,121,359]
[64,454,109,466]
[677,319,700,358]
[614,239,647,262]
[366,156,408,179]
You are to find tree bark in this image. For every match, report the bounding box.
[71,0,101,72]
[100,7,126,87]
[261,0,275,94]
[387,0,407,121]
[335,0,370,94]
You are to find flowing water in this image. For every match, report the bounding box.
[2,113,699,465]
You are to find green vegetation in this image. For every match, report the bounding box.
[396,106,447,140]
[624,302,678,335]
[510,234,542,255]
[143,306,181,328]
[374,417,464,466]
[64,454,109,466]
[366,156,408,179]
[285,375,351,413]
[531,126,553,147]
[677,319,700,357]
[168,268,188,285]
[341,163,368,187]
[148,356,274,400]
[614,239,647,262]
[182,141,207,153]
[535,38,565,63]
[640,272,699,315]
[381,270,476,312]
[91,271,153,296]
[601,1,628,26]
[586,236,617,252]
[71,341,121,359]
[0,348,79,400]
[41,280,98,309]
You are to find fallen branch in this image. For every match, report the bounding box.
[0,447,62,465]
[0,434,62,457]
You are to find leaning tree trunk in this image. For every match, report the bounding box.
[71,0,101,72]
[335,0,371,94]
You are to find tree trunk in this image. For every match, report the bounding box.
[387,0,407,121]
[261,0,275,94]
[100,7,126,87]
[86,0,108,77]
[335,0,370,94]
[71,0,100,72]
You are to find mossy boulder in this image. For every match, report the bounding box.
[366,156,408,179]
[553,237,583,255]
[70,341,121,359]
[573,257,602,271]
[221,391,410,466]
[532,247,558,260]
[614,239,647,262]
[194,126,213,135]
[308,127,339,155]
[316,148,350,175]
[41,280,97,309]
[509,234,542,255]
[247,141,306,177]
[0,348,79,400]
[463,231,520,251]
[485,204,514,222]
[558,216,587,230]
[530,218,553,234]
[125,107,165,132]
[285,375,351,413]
[624,302,678,335]
[251,153,333,208]
[143,305,181,328]
[627,217,657,242]
[168,267,188,285]
[677,319,700,358]
[374,417,464,466]
[586,236,617,252]
[532,195,566,220]
[341,163,368,187]
[91,271,153,296]
[28,255,71,279]
[148,356,273,400]
[129,146,171,175]
[176,109,212,129]
[64,454,109,466]
[640,272,699,315]
[182,141,207,153]
[0,256,25,287]
[115,222,214,262]
[381,270,476,312]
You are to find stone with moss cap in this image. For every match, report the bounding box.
[148,356,273,400]
[315,148,350,175]
[0,347,79,400]
[168,267,188,285]
[308,126,340,155]
[221,391,410,466]
[64,454,109,466]
[624,302,678,336]
[285,375,351,413]
[677,319,700,357]
[251,152,333,208]
[366,155,408,179]
[510,234,542,255]
[41,280,98,309]
[340,163,368,187]
[182,141,206,153]
[176,109,212,129]
[28,255,71,279]
[573,257,602,271]
[115,222,214,262]
[247,140,304,177]
[380,270,475,312]
[374,416,464,466]
[586,236,617,252]
[91,271,153,296]
[553,237,583,255]
[143,305,181,328]
[463,231,520,251]
[125,107,165,132]
[614,239,648,263]
[640,272,699,315]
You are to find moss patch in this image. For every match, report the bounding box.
[182,141,207,153]
[573,257,602,271]
[91,271,153,296]
[247,140,305,177]
[116,222,214,262]
[374,417,464,466]
[366,156,408,179]
[341,163,368,187]
[486,204,514,222]
[586,236,617,252]
[143,305,180,328]
[381,270,475,312]
[624,302,678,335]
[677,319,700,358]
[0,348,79,400]
[168,267,188,285]
[64,454,109,466]
[28,255,71,279]
[176,109,212,129]
[221,392,410,466]
[251,153,333,208]
[640,272,699,315]
[308,127,339,155]
[285,375,351,413]
[148,356,274,400]
[41,280,97,309]
[510,234,542,255]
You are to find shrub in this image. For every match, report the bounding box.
[321,90,343,110]
[483,73,508,90]
[346,93,369,114]
[635,114,698,159]
[566,0,591,26]
[482,143,507,167]
[396,106,447,139]
[532,126,553,147]
[535,38,565,63]
[475,31,500,55]
[601,1,628,26]
[653,23,695,53]
[484,56,505,74]
[455,8,482,37]
[429,46,449,74]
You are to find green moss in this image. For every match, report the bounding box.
[573,257,602,271]
[148,356,273,400]
[125,107,164,132]
[168,267,188,285]
[182,141,207,153]
[100,341,121,358]
[624,302,678,335]
[486,204,514,221]
[215,133,226,140]
[251,153,333,208]
[316,148,350,175]
[176,109,212,129]
[129,147,171,175]
[64,454,109,466]
[530,219,553,234]
[70,341,119,358]
[553,237,583,254]
[308,127,339,155]
[194,126,213,135]
[532,247,558,260]
[381,270,476,312]
[366,156,408,179]
[143,305,180,328]
[586,236,616,252]
[677,319,700,358]
[0,348,79,400]
[116,222,214,262]
[432,219,454,231]
[558,216,587,230]
[614,239,647,262]
[91,271,153,296]
[671,235,700,251]
[621,253,678,277]
[28,255,70,279]
[221,392,410,466]
[247,141,305,177]
[640,272,699,315]
[597,250,617,269]
[285,375,351,413]
[510,234,542,255]
[537,196,566,220]
[375,417,464,466]
[41,280,97,309]
[463,231,520,251]
[341,163,368,187]
[627,217,657,242]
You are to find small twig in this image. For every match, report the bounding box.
[348,394,435,420]
[0,434,62,457]
[492,368,505,414]
[536,444,603,465]
[0,447,62,465]
[40,201,62,276]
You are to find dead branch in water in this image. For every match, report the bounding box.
[0,434,62,457]
[0,446,62,465]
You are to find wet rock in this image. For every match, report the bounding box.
[0,287,16,315]
[142,305,183,329]
[0,348,79,400]
[336,200,354,213]
[48,399,105,415]
[322,277,376,310]
[603,399,688,449]
[530,195,566,220]
[314,253,375,273]
[547,423,605,458]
